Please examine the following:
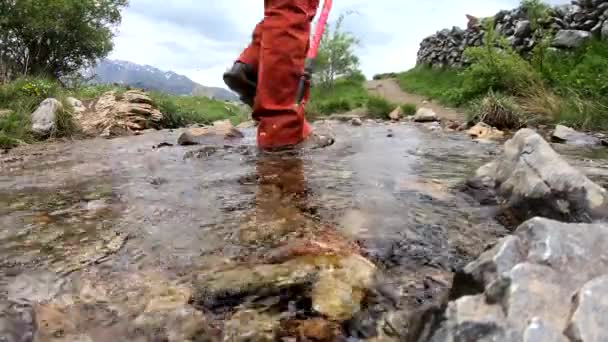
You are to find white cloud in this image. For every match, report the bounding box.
[110,0,569,88]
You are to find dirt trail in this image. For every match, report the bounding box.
[366,79,465,122]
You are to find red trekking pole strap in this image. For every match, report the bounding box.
[295,0,333,106]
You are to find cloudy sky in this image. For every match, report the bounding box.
[109,0,568,88]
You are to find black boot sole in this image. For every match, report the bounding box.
[223,71,256,108]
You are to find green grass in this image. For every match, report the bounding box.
[307,78,370,117]
[366,96,394,119]
[151,92,248,128]
[397,66,466,106]
[401,103,417,116]
[397,39,608,131]
[0,77,248,149]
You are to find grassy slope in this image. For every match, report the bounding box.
[397,40,608,130]
[0,78,246,149]
[307,77,395,119]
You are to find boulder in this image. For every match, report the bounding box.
[388,107,403,121]
[467,122,504,141]
[66,97,86,115]
[566,275,608,341]
[552,29,592,48]
[78,90,163,137]
[603,20,608,40]
[413,108,439,122]
[177,120,244,146]
[514,20,531,37]
[466,129,608,224]
[31,98,62,136]
[551,124,599,146]
[431,218,608,341]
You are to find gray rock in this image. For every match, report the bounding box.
[552,29,592,48]
[515,20,531,37]
[603,20,608,39]
[413,108,439,122]
[566,275,608,341]
[468,129,608,224]
[31,98,62,136]
[552,124,600,146]
[433,218,608,341]
[350,117,363,126]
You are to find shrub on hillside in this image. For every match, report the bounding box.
[467,91,526,129]
[366,96,394,119]
[401,103,417,116]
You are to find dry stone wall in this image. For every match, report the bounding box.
[417,0,608,68]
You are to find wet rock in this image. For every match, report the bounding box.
[351,117,363,126]
[467,129,608,224]
[177,120,244,146]
[467,122,504,141]
[7,271,68,305]
[433,217,608,341]
[312,254,376,320]
[66,97,86,115]
[224,310,280,342]
[31,99,62,136]
[552,29,592,48]
[413,108,438,122]
[389,107,403,121]
[514,20,531,37]
[78,90,163,137]
[281,318,340,341]
[133,306,210,342]
[551,124,599,146]
[191,259,317,309]
[566,275,608,342]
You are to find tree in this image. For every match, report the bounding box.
[0,0,128,81]
[314,13,361,88]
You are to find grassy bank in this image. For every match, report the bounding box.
[307,76,395,120]
[0,78,245,149]
[397,38,608,130]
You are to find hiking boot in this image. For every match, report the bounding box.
[223,62,257,108]
[260,131,335,154]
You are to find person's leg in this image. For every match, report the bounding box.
[238,20,263,73]
[254,0,320,149]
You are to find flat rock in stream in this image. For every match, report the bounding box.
[551,124,600,146]
[413,108,439,122]
[431,217,608,342]
[191,258,318,309]
[466,128,608,225]
[192,254,376,322]
[178,120,244,146]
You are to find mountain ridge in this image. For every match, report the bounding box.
[88,59,237,101]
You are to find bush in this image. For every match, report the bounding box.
[397,66,466,106]
[366,96,394,119]
[467,91,526,129]
[401,103,417,116]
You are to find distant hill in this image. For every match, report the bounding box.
[87,60,238,101]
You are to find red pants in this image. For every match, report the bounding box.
[238,0,319,149]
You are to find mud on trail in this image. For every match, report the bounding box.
[0,121,508,341]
